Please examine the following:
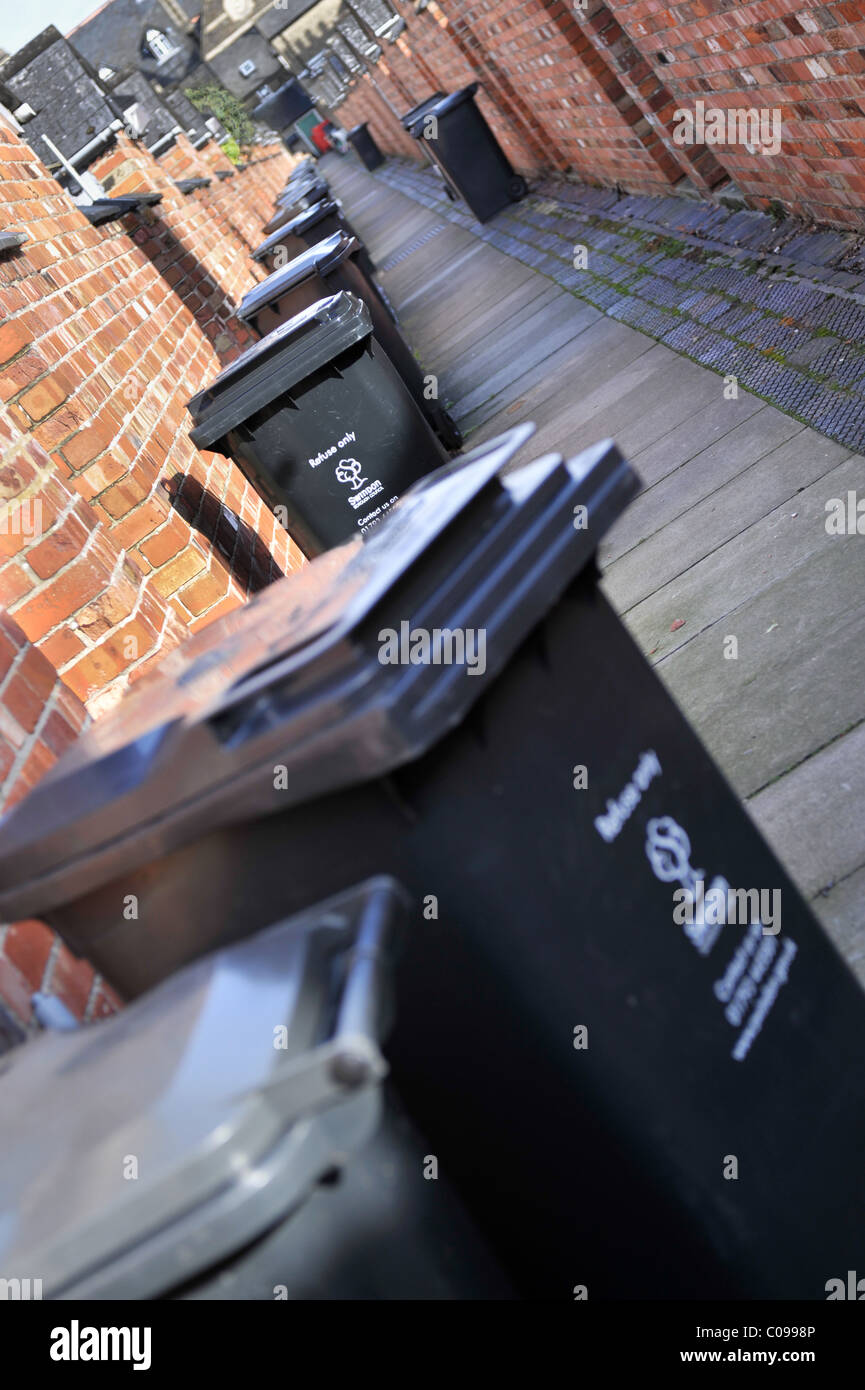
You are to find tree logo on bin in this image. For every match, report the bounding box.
[645,815,704,893]
[335,457,368,492]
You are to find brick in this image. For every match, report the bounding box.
[4,920,54,989]
[12,556,110,641]
[150,546,207,596]
[26,513,93,580]
[0,319,32,366]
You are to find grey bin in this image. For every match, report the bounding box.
[255,199,377,281]
[275,176,331,215]
[0,879,509,1299]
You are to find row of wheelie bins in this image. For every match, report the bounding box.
[1,114,865,1305]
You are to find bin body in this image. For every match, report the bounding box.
[2,431,864,1301]
[238,234,461,451]
[256,200,376,279]
[186,293,447,555]
[413,84,527,222]
[348,122,385,171]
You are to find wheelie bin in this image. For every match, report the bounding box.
[237,232,461,451]
[348,122,385,171]
[409,84,527,222]
[185,292,448,554]
[276,176,331,213]
[1,424,864,1302]
[256,199,377,280]
[0,877,514,1300]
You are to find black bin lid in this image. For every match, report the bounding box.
[408,85,480,139]
[0,425,640,918]
[237,233,357,323]
[186,291,372,449]
[253,200,339,263]
[401,91,447,131]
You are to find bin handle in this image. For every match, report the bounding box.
[255,876,406,1122]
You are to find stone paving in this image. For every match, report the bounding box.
[324,152,865,982]
[376,159,865,455]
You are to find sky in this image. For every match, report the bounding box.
[0,0,110,55]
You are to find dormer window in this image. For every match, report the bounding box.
[145,28,179,64]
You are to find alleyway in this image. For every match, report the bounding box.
[326,153,865,981]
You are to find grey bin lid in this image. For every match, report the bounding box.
[237,233,356,323]
[186,291,372,449]
[253,200,339,263]
[277,180,328,209]
[0,877,404,1300]
[0,424,639,918]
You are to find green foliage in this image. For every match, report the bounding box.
[187,82,255,152]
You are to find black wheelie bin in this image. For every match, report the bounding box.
[401,91,458,202]
[185,292,448,554]
[410,84,527,222]
[256,199,377,280]
[1,424,864,1302]
[0,877,514,1300]
[347,122,385,171]
[237,233,461,451]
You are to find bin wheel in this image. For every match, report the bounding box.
[509,176,528,201]
[432,407,463,452]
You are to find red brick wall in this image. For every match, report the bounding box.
[334,0,865,226]
[0,124,303,1029]
[0,606,120,1028]
[606,0,865,227]
[0,124,302,718]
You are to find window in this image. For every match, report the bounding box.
[145,28,179,63]
[238,59,257,78]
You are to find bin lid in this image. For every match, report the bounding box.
[278,179,329,207]
[237,233,357,323]
[401,91,447,131]
[428,83,480,119]
[253,199,338,262]
[0,877,404,1299]
[279,183,330,209]
[0,424,639,918]
[186,291,373,450]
